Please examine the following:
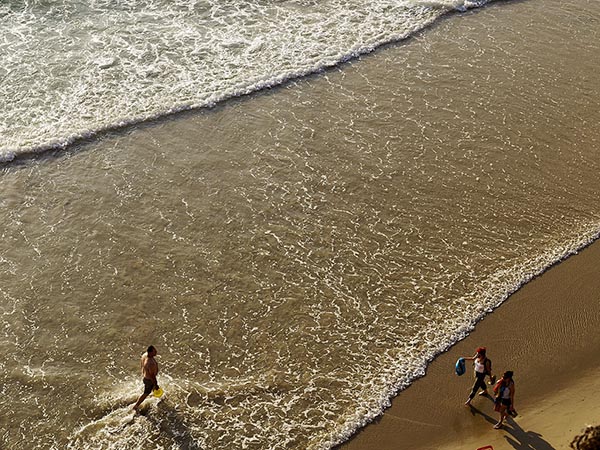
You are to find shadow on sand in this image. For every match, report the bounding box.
[469,400,555,450]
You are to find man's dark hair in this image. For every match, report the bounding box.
[147,345,156,354]
[571,425,600,450]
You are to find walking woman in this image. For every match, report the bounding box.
[493,370,516,429]
[463,346,494,406]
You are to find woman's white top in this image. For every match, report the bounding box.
[474,357,486,373]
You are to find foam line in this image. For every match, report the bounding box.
[0,0,495,163]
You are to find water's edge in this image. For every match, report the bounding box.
[1,1,494,164]
[329,226,600,449]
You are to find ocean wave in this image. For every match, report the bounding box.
[0,0,494,162]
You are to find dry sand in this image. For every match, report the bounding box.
[339,239,600,450]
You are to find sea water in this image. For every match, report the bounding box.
[0,0,487,161]
[1,0,600,449]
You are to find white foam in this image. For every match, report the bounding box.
[62,222,600,449]
[0,0,492,161]
[322,224,600,449]
[0,151,15,163]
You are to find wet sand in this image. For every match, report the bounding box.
[2,0,599,448]
[339,238,600,450]
[336,1,600,448]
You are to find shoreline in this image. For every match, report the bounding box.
[1,3,463,165]
[339,238,600,449]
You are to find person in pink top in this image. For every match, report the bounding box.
[493,370,516,429]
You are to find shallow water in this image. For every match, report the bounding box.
[1,0,600,449]
[1,0,470,159]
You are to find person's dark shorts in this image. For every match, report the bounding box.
[143,378,155,395]
[501,398,511,407]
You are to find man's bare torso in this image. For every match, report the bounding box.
[141,353,158,380]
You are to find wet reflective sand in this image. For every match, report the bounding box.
[1,0,599,448]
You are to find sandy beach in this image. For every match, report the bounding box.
[339,238,600,450]
[2,0,600,448]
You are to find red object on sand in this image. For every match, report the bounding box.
[477,447,494,450]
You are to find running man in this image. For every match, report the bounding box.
[133,345,159,413]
